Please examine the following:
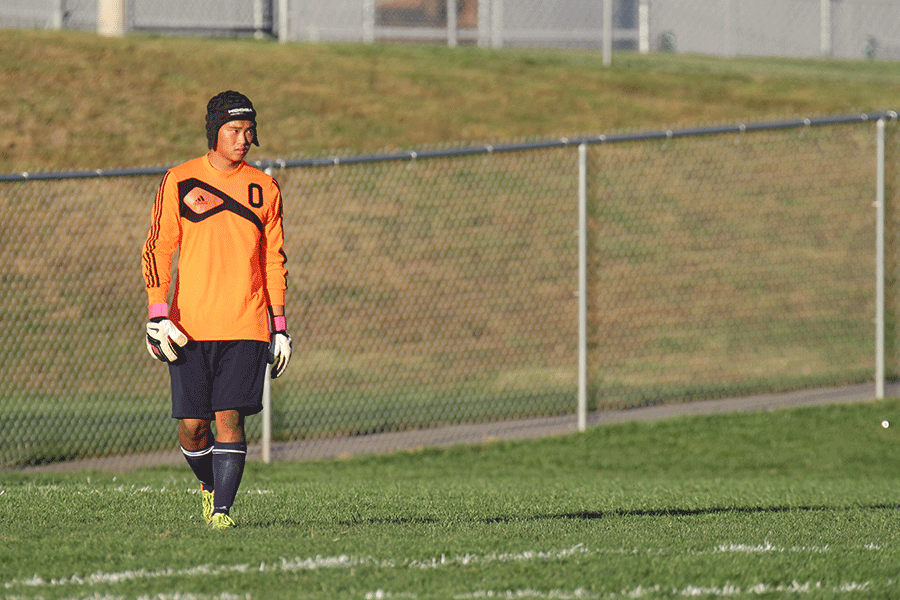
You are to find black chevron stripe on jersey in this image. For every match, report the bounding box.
[177,178,264,234]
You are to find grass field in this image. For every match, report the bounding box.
[3,29,900,173]
[3,399,900,600]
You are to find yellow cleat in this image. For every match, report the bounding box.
[208,512,236,530]
[201,485,215,525]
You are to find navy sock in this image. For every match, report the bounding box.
[181,441,215,490]
[212,441,247,515]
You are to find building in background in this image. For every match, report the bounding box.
[3,0,899,61]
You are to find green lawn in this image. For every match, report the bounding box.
[3,399,900,599]
[3,29,900,173]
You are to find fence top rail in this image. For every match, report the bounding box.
[2,111,897,183]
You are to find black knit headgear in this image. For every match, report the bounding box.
[206,90,259,149]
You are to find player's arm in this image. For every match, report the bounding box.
[262,179,288,302]
[142,172,187,363]
[142,171,181,305]
[268,305,291,378]
[264,180,291,378]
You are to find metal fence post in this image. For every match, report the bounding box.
[447,0,457,47]
[638,0,649,54]
[578,143,588,432]
[364,0,375,43]
[254,0,265,38]
[478,0,490,47]
[491,0,503,48]
[820,0,832,57]
[53,0,66,29]
[876,118,886,399]
[278,0,289,42]
[603,0,612,66]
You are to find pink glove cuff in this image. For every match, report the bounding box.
[148,303,169,320]
[273,316,287,332]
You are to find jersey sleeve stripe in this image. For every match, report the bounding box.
[142,172,169,288]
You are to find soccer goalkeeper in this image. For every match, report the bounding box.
[141,90,291,530]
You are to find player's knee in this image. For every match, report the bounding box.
[214,410,245,442]
[179,418,213,444]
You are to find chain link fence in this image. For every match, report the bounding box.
[589,120,891,407]
[1,115,897,469]
[5,0,900,60]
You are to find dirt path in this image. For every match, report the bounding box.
[19,382,895,473]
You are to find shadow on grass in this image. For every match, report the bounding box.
[320,504,900,528]
[485,503,900,523]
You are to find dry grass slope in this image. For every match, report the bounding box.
[3,29,900,172]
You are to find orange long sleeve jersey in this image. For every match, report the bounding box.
[142,154,288,342]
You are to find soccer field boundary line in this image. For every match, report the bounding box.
[445,580,875,599]
[2,543,883,592]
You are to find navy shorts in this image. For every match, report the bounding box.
[169,340,269,420]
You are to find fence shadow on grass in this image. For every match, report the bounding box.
[491,503,900,523]
[320,504,900,529]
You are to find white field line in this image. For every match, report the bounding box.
[0,484,274,497]
[446,581,874,598]
[3,584,873,600]
[47,595,252,600]
[2,543,881,591]
[0,584,876,600]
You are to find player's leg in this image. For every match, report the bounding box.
[207,340,268,529]
[179,418,216,523]
[169,343,217,524]
[209,409,246,528]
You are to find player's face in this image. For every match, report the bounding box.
[213,120,255,165]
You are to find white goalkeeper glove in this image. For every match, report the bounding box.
[268,331,292,379]
[146,318,188,364]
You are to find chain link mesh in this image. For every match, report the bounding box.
[589,124,883,408]
[6,0,900,60]
[0,119,896,469]
[273,148,578,443]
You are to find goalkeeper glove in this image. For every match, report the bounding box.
[146,316,188,364]
[268,315,292,379]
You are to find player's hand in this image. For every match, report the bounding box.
[146,318,188,363]
[268,332,292,379]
